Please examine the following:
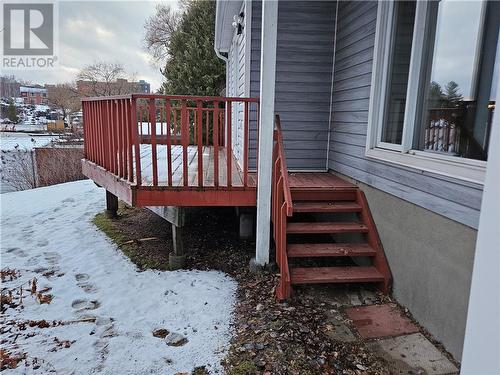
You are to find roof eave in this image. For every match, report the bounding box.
[214,0,243,53]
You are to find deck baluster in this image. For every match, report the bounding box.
[197,100,203,187]
[213,101,219,188]
[149,98,158,186]
[181,100,188,187]
[166,100,173,187]
[205,108,209,146]
[131,98,141,186]
[226,101,232,188]
[244,101,249,187]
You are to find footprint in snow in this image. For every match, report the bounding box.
[37,239,49,248]
[62,197,75,203]
[22,225,34,235]
[5,247,28,257]
[71,299,101,312]
[75,273,90,282]
[43,251,60,264]
[75,274,99,294]
[25,256,41,266]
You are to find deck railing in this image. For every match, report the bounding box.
[82,94,259,189]
[271,114,293,300]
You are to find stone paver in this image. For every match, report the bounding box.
[346,303,419,339]
[324,310,357,342]
[367,333,459,375]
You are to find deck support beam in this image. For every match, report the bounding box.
[254,0,278,267]
[105,190,118,218]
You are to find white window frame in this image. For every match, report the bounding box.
[366,0,488,185]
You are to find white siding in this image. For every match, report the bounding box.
[226,2,247,166]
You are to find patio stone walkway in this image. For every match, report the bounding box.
[297,285,459,375]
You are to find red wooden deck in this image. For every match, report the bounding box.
[81,94,258,207]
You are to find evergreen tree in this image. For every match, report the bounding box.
[161,1,225,95]
[443,81,463,107]
[7,99,18,123]
[428,81,444,108]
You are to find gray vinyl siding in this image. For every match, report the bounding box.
[250,0,337,170]
[327,1,483,229]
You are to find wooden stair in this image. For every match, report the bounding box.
[290,266,385,284]
[273,172,392,300]
[287,243,376,258]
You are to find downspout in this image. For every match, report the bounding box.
[326,0,339,171]
[215,48,229,145]
[214,48,228,95]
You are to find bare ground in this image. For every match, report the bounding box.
[95,204,459,375]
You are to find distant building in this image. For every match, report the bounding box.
[77,78,151,97]
[0,76,21,98]
[138,80,151,93]
[20,86,48,105]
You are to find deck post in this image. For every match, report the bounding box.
[254,0,278,267]
[169,224,185,269]
[169,207,186,270]
[105,190,118,218]
[238,208,255,240]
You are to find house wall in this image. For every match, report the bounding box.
[327,1,483,230]
[327,1,482,360]
[336,171,476,360]
[228,0,482,359]
[250,0,337,170]
[226,1,246,166]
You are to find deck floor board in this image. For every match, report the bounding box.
[137,145,255,188]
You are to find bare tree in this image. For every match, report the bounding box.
[77,62,138,97]
[35,147,85,187]
[0,146,85,192]
[46,83,81,123]
[143,4,179,67]
[0,149,37,191]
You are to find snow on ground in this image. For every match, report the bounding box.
[0,180,237,374]
[1,132,57,151]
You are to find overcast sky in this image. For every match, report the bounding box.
[2,1,179,92]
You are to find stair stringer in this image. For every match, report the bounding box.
[355,189,392,293]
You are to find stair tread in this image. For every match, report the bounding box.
[287,243,376,257]
[289,173,358,191]
[287,221,369,234]
[290,266,384,284]
[293,201,361,213]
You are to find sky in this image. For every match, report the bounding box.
[2,0,179,92]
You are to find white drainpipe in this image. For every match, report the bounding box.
[214,48,228,94]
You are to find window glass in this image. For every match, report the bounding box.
[419,0,497,161]
[380,1,416,145]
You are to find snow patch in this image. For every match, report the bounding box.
[1,180,237,374]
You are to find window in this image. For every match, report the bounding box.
[379,1,416,147]
[367,0,500,183]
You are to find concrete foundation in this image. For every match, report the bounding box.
[239,212,254,239]
[335,173,477,361]
[235,207,255,239]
